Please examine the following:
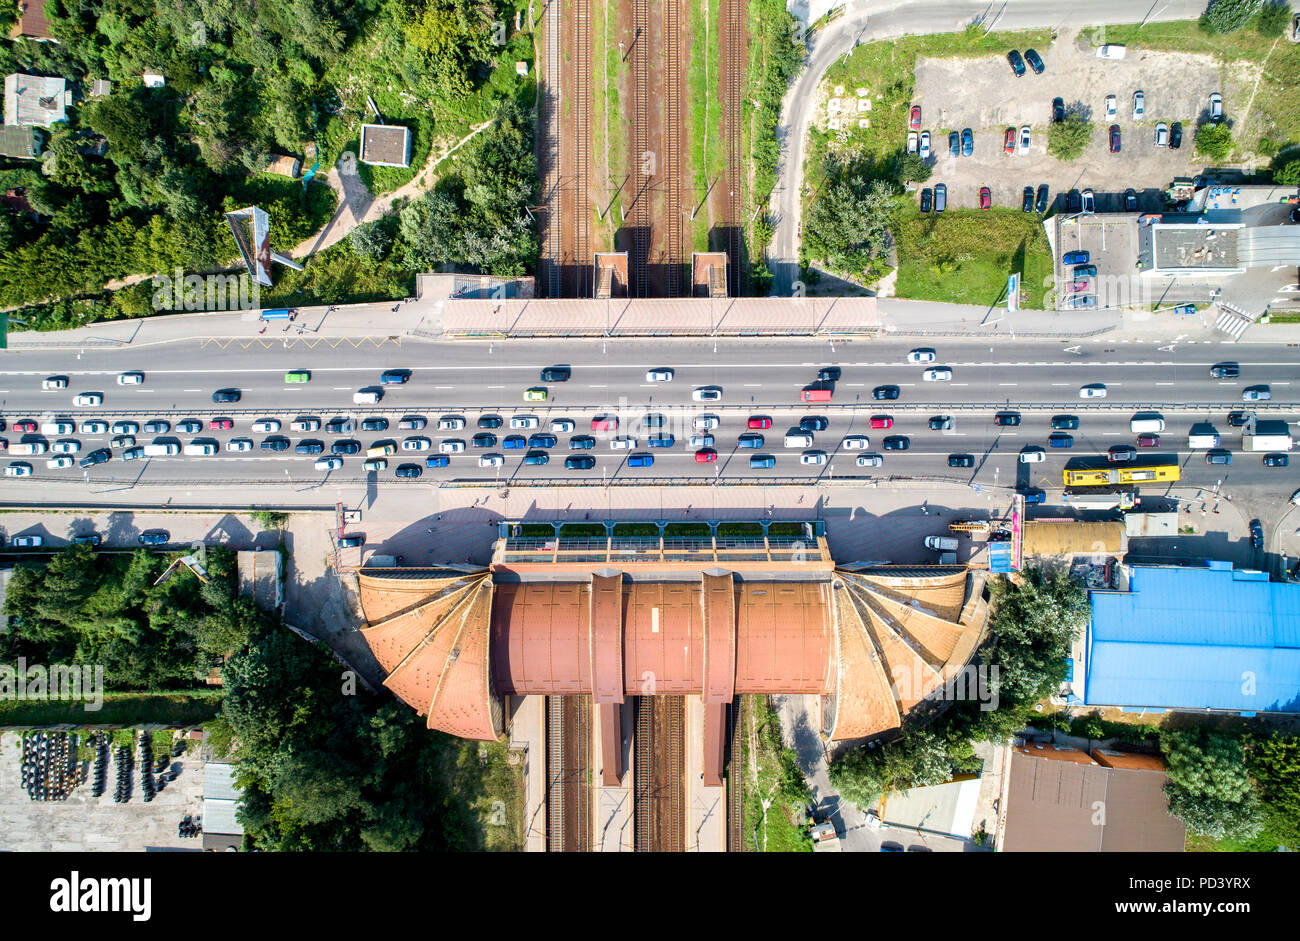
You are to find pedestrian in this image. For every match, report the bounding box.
[436,514,442,521]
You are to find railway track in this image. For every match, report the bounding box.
[546,695,565,851]
[663,0,682,297]
[633,695,685,851]
[723,0,744,298]
[631,0,650,297]
[633,697,652,851]
[546,695,592,851]
[574,0,591,297]
[726,696,744,852]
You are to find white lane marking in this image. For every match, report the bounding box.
[1103,432,1121,436]
[1051,383,1068,386]
[487,385,505,389]
[1155,382,1174,386]
[435,385,453,390]
[183,389,201,392]
[998,383,1017,387]
[588,384,608,388]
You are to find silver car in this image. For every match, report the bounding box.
[1154,122,1168,146]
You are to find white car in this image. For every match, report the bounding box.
[1019,447,1046,463]
[42,421,74,435]
[111,421,139,435]
[1104,94,1117,118]
[117,372,144,385]
[5,463,33,477]
[1097,44,1127,60]
[1154,122,1168,147]
[42,376,68,390]
[842,436,870,450]
[74,393,103,407]
[906,349,936,364]
[689,434,715,448]
[1081,189,1095,214]
[227,438,254,452]
[479,453,504,467]
[611,436,636,450]
[1079,384,1107,398]
[1018,125,1031,155]
[510,416,539,429]
[800,450,828,465]
[856,454,883,467]
[46,456,74,469]
[438,439,465,453]
[693,387,722,402]
[646,368,674,382]
[693,415,720,430]
[1133,90,1144,119]
[291,418,321,432]
[314,456,343,471]
[438,416,466,431]
[402,437,432,451]
[79,421,108,434]
[252,419,280,433]
[110,436,134,449]
[907,131,918,154]
[11,535,42,546]
[550,419,575,433]
[919,130,931,160]
[922,367,953,382]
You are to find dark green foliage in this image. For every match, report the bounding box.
[1275,159,1300,185]
[1246,732,1300,846]
[985,567,1089,704]
[1200,0,1263,32]
[749,0,805,204]
[1195,121,1235,161]
[1161,728,1264,840]
[894,151,932,185]
[803,159,895,278]
[1256,0,1293,34]
[1047,115,1094,162]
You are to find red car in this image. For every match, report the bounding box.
[591,416,618,431]
[1109,124,1121,153]
[1137,434,1160,447]
[909,105,921,130]
[208,418,233,430]
[979,187,992,210]
[1064,279,1090,294]
[13,419,36,433]
[1003,128,1016,154]
[747,416,772,430]
[694,448,718,463]
[869,416,894,430]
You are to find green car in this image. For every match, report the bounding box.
[285,370,311,383]
[523,387,548,402]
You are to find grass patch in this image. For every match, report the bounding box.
[1263,311,1300,323]
[557,524,608,538]
[0,691,223,728]
[893,206,1054,309]
[717,522,764,538]
[261,238,414,307]
[743,695,813,852]
[663,523,712,539]
[593,0,626,235]
[463,739,526,852]
[611,523,659,539]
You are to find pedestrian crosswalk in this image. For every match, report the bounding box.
[1214,306,1254,340]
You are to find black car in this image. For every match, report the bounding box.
[338,534,365,548]
[872,385,900,401]
[295,440,324,455]
[528,433,557,449]
[1210,364,1240,378]
[1264,454,1289,467]
[1007,50,1026,77]
[212,389,240,403]
[1169,121,1182,149]
[1249,519,1263,550]
[395,463,422,478]
[326,418,356,435]
[138,530,169,546]
[817,367,842,382]
[565,455,596,470]
[79,448,111,467]
[929,416,953,431]
[948,454,975,468]
[799,416,829,432]
[1052,96,1064,123]
[1124,188,1138,212]
[331,440,361,455]
[1021,186,1034,212]
[1024,48,1044,74]
[356,418,386,433]
[920,188,932,213]
[569,435,596,450]
[1051,415,1079,430]
[1067,189,1082,214]
[472,433,497,448]
[1035,184,1050,213]
[72,534,101,546]
[1226,411,1250,427]
[540,366,571,382]
[994,412,1021,427]
[261,436,290,451]
[882,436,910,451]
[478,415,504,429]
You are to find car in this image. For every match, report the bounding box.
[747,416,772,430]
[327,418,358,435]
[799,416,829,432]
[856,454,883,467]
[627,453,654,468]
[1154,122,1168,147]
[883,436,910,451]
[1104,94,1117,118]
[380,370,410,384]
[511,416,540,429]
[472,433,497,448]
[869,416,893,430]
[948,454,974,468]
[1064,279,1091,294]
[43,376,69,390]
[5,462,33,477]
[591,416,618,431]
[1264,454,1289,467]
[1209,92,1222,122]
[78,420,107,435]
[907,131,918,155]
[523,388,548,402]
[1079,384,1107,398]
[527,433,557,449]
[919,130,931,160]
[568,435,596,450]
[1073,264,1097,278]
[1025,48,1044,74]
[1108,445,1137,462]
[695,448,718,464]
[690,434,715,448]
[994,412,1021,427]
[646,368,674,382]
[1048,433,1074,448]
[395,463,423,478]
[74,393,103,407]
[1007,50,1026,76]
[72,533,102,546]
[47,455,74,469]
[1169,121,1182,149]
[872,386,900,400]
[960,128,973,157]
[1132,90,1144,119]
[739,453,772,470]
[478,454,504,468]
[1123,188,1138,212]
[1206,450,1232,465]
[284,370,310,384]
[1030,184,1047,214]
[252,419,280,434]
[1137,434,1160,447]
[1108,124,1121,153]
[212,389,240,403]
[540,366,571,382]
[404,437,437,452]
[647,435,675,448]
[227,438,254,452]
[1067,189,1083,213]
[693,387,722,402]
[290,418,320,433]
[1062,250,1090,265]
[332,440,361,455]
[1018,125,1031,155]
[611,435,637,450]
[929,416,953,431]
[260,437,290,452]
[1081,189,1095,214]
[1243,387,1271,401]
[934,183,947,213]
[208,418,233,431]
[1210,364,1240,379]
[1226,411,1250,427]
[357,418,388,434]
[338,534,365,548]
[1174,304,1198,316]
[1250,519,1263,550]
[42,420,74,436]
[137,530,169,546]
[801,450,827,466]
[1292,488,1300,506]
[117,372,144,385]
[842,435,870,450]
[121,447,144,461]
[980,186,992,210]
[909,105,921,130]
[1022,489,1046,505]
[907,349,936,364]
[1019,447,1046,463]
[295,440,324,455]
[438,416,466,431]
[425,454,450,468]
[1002,127,1016,155]
[550,419,575,433]
[922,367,952,382]
[737,433,764,449]
[1021,186,1034,212]
[1062,294,1097,310]
[79,448,111,467]
[919,188,932,213]
[363,458,388,472]
[565,455,596,470]
[7,535,45,549]
[110,435,134,450]
[315,456,343,471]
[1051,96,1065,124]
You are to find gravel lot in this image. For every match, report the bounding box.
[912,29,1226,212]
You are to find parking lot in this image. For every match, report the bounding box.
[912,29,1226,212]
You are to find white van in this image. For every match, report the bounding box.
[924,536,958,551]
[144,442,180,456]
[1130,417,1166,434]
[183,442,217,456]
[784,433,814,448]
[1019,447,1046,463]
[353,390,382,405]
[9,441,48,456]
[41,421,74,436]
[1187,432,1221,449]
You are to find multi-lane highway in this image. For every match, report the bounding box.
[2,336,1297,492]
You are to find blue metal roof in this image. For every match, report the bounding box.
[1086,563,1300,713]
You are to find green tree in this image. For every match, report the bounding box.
[1048,115,1094,162]
[894,152,932,185]
[1275,159,1300,186]
[349,221,393,259]
[1165,788,1264,840]
[985,567,1089,705]
[1200,0,1263,32]
[803,163,895,279]
[1195,121,1235,161]
[1256,0,1292,34]
[1161,728,1263,840]
[1246,732,1300,846]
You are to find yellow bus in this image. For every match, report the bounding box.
[1063,464,1180,487]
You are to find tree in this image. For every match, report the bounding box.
[1161,728,1264,840]
[1256,0,1292,34]
[1200,0,1263,32]
[803,163,895,279]
[1275,159,1300,186]
[349,221,393,259]
[894,152,931,185]
[1165,788,1264,840]
[985,567,1089,706]
[1195,122,1235,161]
[1048,116,1094,162]
[1246,732,1300,845]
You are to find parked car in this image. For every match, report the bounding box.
[1024,48,1044,74]
[1154,122,1168,147]
[1081,189,1095,214]
[1109,124,1121,153]
[1124,188,1138,211]
[949,130,960,157]
[909,105,921,130]
[1133,90,1145,119]
[1170,121,1182,149]
[338,534,365,548]
[1036,184,1050,213]
[1052,97,1064,123]
[919,130,931,159]
[1067,189,1083,213]
[1073,264,1097,278]
[1105,94,1117,118]
[1003,127,1016,154]
[960,127,973,157]
[139,531,169,546]
[1063,250,1090,265]
[977,186,990,209]
[1063,294,1098,309]
[1209,92,1222,122]
[1250,519,1263,549]
[1018,125,1031,155]
[1064,279,1091,294]
[1007,50,1026,76]
[1021,186,1034,212]
[933,183,947,212]
[907,131,918,155]
[920,188,932,213]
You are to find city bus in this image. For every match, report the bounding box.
[1063,464,1180,487]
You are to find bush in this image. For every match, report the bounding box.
[894,152,932,185]
[1200,0,1263,33]
[1255,0,1292,34]
[1195,122,1235,161]
[1047,116,1094,162]
[1275,159,1300,185]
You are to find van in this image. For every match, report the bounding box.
[183,442,217,456]
[366,442,397,458]
[41,421,74,436]
[924,536,958,551]
[9,442,48,456]
[353,390,382,405]
[144,442,179,456]
[1130,416,1166,434]
[801,387,833,402]
[784,432,814,448]
[1187,432,1220,449]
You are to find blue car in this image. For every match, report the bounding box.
[628,452,654,468]
[1062,250,1090,265]
[949,131,960,157]
[503,435,526,450]
[528,433,557,449]
[738,433,764,449]
[1048,433,1074,448]
[523,450,550,465]
[961,127,973,156]
[568,435,596,450]
[425,454,450,468]
[647,435,675,448]
[565,456,595,470]
[380,370,409,384]
[750,455,776,469]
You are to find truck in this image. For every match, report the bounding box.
[1062,489,1135,510]
[924,536,958,551]
[259,308,295,321]
[1242,424,1293,451]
